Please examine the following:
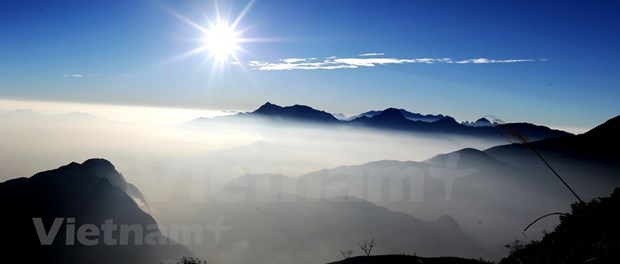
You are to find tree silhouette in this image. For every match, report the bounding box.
[340,249,354,259]
[358,238,376,256]
[176,256,207,264]
[504,239,524,255]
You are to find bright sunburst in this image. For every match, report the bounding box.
[167,0,258,69]
[202,23,240,62]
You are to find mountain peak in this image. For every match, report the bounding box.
[82,158,127,190]
[461,117,493,127]
[474,117,492,126]
[83,158,116,172]
[435,215,460,229]
[381,108,406,117]
[364,108,410,125]
[251,102,338,123]
[255,102,283,113]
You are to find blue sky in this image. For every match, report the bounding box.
[1,0,619,130]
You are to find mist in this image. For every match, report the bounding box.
[0,99,499,184]
[2,99,616,263]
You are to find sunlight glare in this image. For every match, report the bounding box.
[203,23,240,62]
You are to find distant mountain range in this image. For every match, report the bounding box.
[191,102,571,141]
[0,159,191,264]
[347,108,449,122]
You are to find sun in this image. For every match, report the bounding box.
[168,0,259,68]
[202,23,240,62]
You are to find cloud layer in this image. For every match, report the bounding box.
[248,54,542,71]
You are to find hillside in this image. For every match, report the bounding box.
[327,254,490,264]
[0,159,191,264]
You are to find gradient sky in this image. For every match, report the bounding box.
[1,0,619,130]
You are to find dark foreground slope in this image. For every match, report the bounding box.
[500,188,620,264]
[0,159,191,264]
[327,254,490,264]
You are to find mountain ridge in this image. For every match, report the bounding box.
[191,102,572,141]
[245,102,340,123]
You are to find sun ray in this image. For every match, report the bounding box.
[163,0,281,76]
[166,8,209,34]
[231,0,255,29]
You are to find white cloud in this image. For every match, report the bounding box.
[453,58,536,64]
[248,60,357,71]
[64,73,98,78]
[248,54,542,71]
[359,52,385,57]
[333,58,415,67]
[280,58,308,63]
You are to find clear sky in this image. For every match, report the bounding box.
[1,0,619,130]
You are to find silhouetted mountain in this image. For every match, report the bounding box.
[350,108,415,129]
[0,159,191,264]
[462,117,493,127]
[582,115,620,139]
[482,115,620,200]
[348,108,462,133]
[248,102,340,123]
[351,109,569,140]
[486,115,620,166]
[433,116,462,130]
[327,255,490,264]
[351,108,449,122]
